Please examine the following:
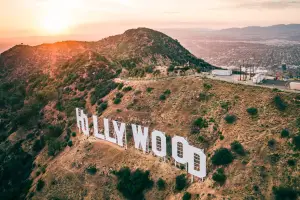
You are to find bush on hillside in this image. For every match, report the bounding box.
[67,140,73,147]
[157,178,166,190]
[268,139,276,148]
[273,95,287,111]
[211,148,234,166]
[182,192,192,200]
[115,167,153,200]
[272,186,298,200]
[281,129,290,138]
[123,86,133,92]
[292,135,300,150]
[224,114,237,124]
[175,174,188,191]
[36,179,45,191]
[118,83,124,90]
[247,107,258,116]
[203,83,212,90]
[86,164,97,175]
[212,168,227,185]
[47,140,62,156]
[97,102,108,114]
[230,141,246,156]
[146,87,153,93]
[114,98,122,104]
[159,94,166,101]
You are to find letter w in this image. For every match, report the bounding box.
[131,124,148,153]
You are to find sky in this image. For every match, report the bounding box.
[0,0,300,39]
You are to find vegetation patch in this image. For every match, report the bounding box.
[211,148,234,166]
[156,178,166,191]
[273,95,287,111]
[247,107,258,116]
[175,174,188,191]
[115,167,153,200]
[230,141,246,156]
[212,168,227,185]
[224,114,237,124]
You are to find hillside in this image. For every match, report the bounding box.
[0,28,212,79]
[0,28,299,200]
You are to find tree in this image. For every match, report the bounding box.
[182,192,191,200]
[273,95,287,111]
[212,168,226,185]
[175,174,187,191]
[36,179,45,191]
[211,148,234,166]
[230,141,245,156]
[247,107,258,116]
[281,129,290,138]
[115,167,153,200]
[157,178,166,190]
[224,114,237,124]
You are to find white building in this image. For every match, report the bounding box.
[211,69,232,76]
[289,82,300,90]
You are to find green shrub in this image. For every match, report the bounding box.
[268,139,276,148]
[116,92,124,99]
[247,107,258,115]
[118,83,124,90]
[47,125,63,138]
[115,167,153,200]
[230,141,245,156]
[273,186,298,200]
[159,94,166,101]
[76,83,85,91]
[273,95,287,111]
[157,178,166,191]
[203,83,212,90]
[146,87,153,93]
[67,140,73,147]
[182,192,192,200]
[32,137,45,152]
[211,148,234,166]
[292,135,300,150]
[219,135,224,140]
[212,168,226,185]
[193,117,208,129]
[97,102,108,114]
[114,98,121,104]
[123,86,132,92]
[164,89,171,95]
[287,159,296,166]
[48,140,62,156]
[72,132,76,137]
[281,129,290,138]
[224,114,237,124]
[168,65,175,72]
[36,179,45,191]
[175,174,187,191]
[86,164,97,175]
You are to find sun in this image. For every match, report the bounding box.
[39,0,74,35]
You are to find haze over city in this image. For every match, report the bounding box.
[1,0,300,39]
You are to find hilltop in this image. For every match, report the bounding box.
[0,28,299,200]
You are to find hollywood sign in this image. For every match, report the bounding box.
[76,108,206,180]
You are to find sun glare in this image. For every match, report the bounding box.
[39,0,75,35]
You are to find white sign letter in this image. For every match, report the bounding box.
[104,118,117,144]
[131,124,149,153]
[172,136,189,164]
[151,130,166,157]
[76,108,89,136]
[113,120,126,147]
[93,115,105,140]
[188,145,207,178]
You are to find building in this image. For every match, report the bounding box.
[252,74,265,84]
[211,69,232,76]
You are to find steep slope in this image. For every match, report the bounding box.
[0,28,212,80]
